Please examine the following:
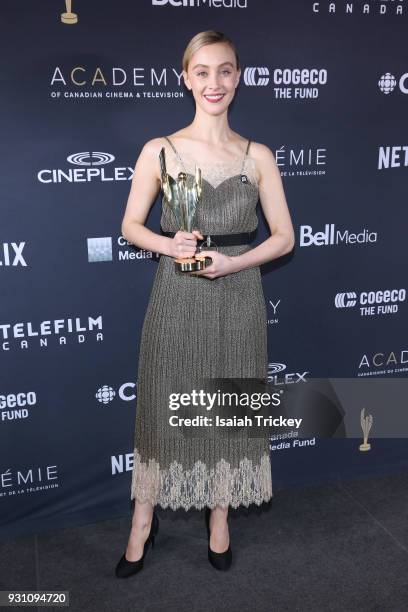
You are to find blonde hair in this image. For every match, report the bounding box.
[182,30,240,73]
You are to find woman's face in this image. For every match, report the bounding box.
[183,42,240,115]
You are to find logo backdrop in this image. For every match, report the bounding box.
[1,1,407,537]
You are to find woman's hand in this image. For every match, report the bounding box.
[189,250,239,280]
[168,229,204,259]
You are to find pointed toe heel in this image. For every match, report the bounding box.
[115,511,159,578]
[204,507,232,571]
[208,544,232,571]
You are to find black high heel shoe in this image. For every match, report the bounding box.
[115,511,159,578]
[205,507,232,571]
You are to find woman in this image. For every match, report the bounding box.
[116,30,294,576]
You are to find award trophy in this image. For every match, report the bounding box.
[359,407,373,451]
[159,147,212,273]
[60,1,78,24]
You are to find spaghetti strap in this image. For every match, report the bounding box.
[164,136,177,156]
[164,135,252,181]
[164,136,188,174]
[245,138,251,156]
[240,138,251,176]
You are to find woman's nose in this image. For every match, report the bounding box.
[208,73,221,88]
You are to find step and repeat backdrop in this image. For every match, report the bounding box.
[1,1,407,537]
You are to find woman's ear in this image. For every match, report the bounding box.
[236,68,241,87]
[183,70,191,91]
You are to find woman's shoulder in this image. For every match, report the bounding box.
[134,137,175,183]
[139,134,276,166]
[219,134,276,164]
[246,141,278,184]
[141,136,171,156]
[248,140,275,161]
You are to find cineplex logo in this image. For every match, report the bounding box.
[267,363,309,384]
[378,72,408,95]
[37,152,133,184]
[299,223,378,247]
[335,289,406,317]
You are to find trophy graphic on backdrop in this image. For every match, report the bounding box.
[359,407,373,451]
[61,0,78,24]
[159,147,213,273]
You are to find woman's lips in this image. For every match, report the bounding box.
[203,94,225,103]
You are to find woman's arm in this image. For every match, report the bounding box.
[229,142,295,273]
[122,139,203,259]
[121,138,174,256]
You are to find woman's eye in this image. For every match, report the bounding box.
[196,70,232,77]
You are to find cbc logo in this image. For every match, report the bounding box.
[335,289,406,308]
[95,383,136,404]
[378,72,408,94]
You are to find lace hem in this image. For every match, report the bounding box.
[130,449,273,511]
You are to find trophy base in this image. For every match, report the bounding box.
[359,443,371,451]
[61,12,78,24]
[175,255,212,273]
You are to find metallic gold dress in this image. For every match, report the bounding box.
[130,136,273,510]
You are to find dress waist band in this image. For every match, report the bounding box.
[161,229,257,246]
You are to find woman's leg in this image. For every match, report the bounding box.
[125,500,154,561]
[209,505,230,553]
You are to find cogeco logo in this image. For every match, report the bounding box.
[274,68,327,85]
[0,391,37,408]
[244,67,269,86]
[243,67,327,98]
[335,289,406,317]
[1,391,37,422]
[336,289,406,308]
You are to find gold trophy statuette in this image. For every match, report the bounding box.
[359,407,373,451]
[159,147,211,273]
[61,0,78,24]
